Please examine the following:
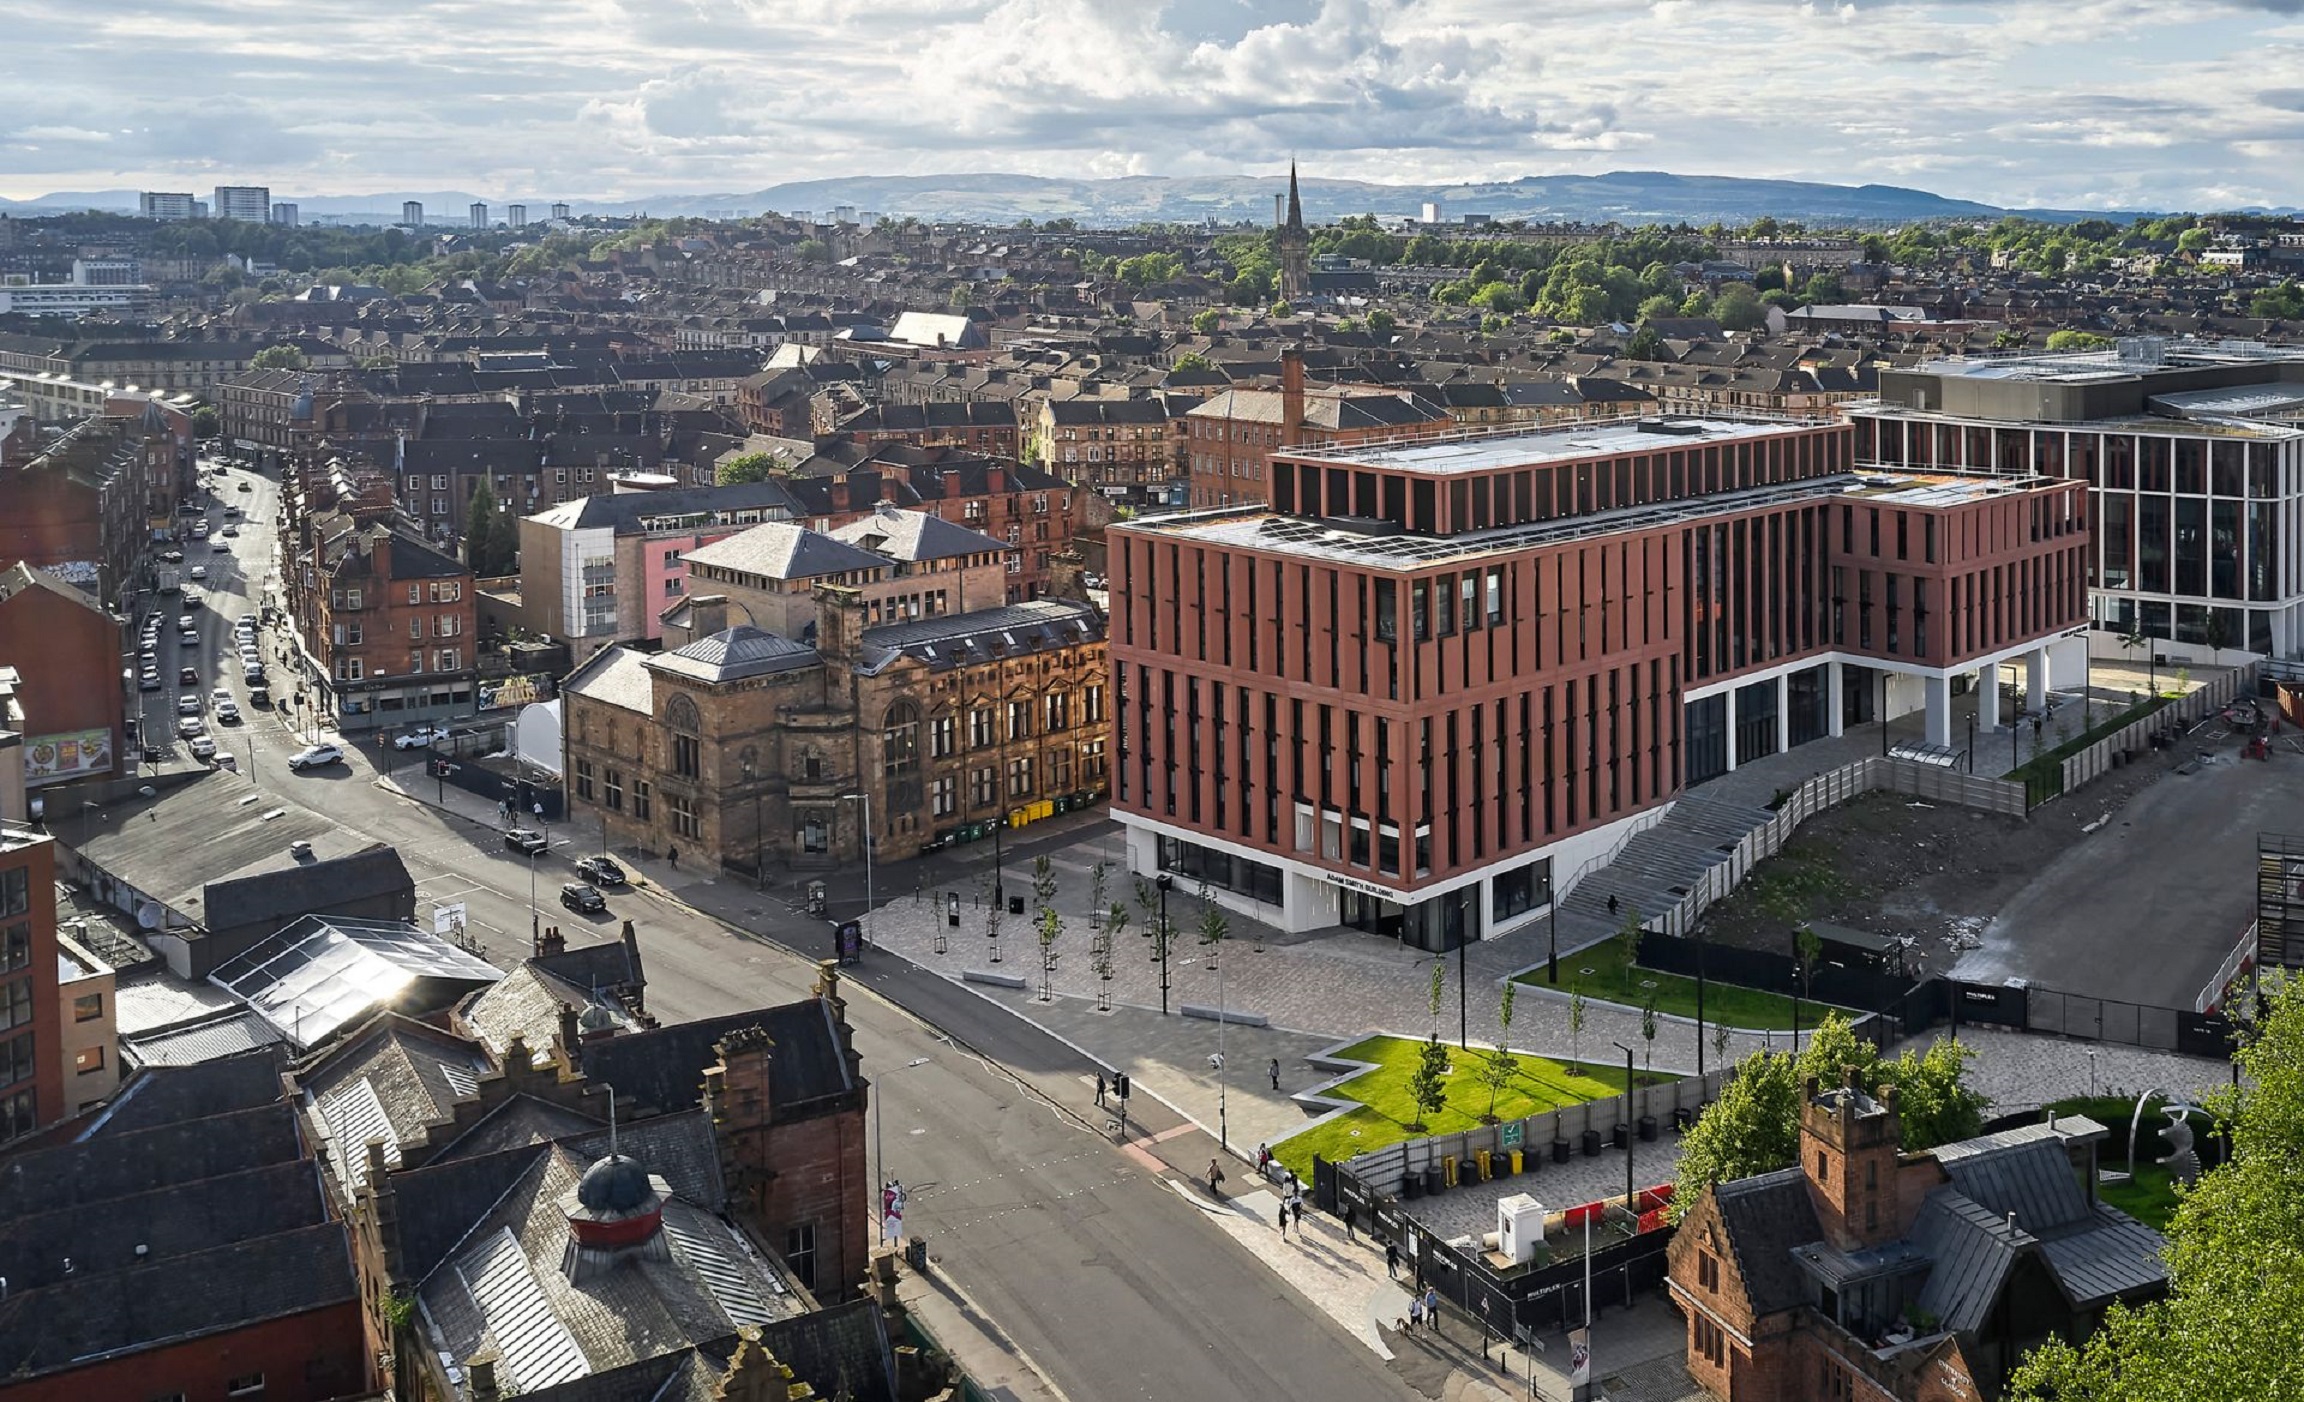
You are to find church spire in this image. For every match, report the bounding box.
[1285,159,1305,231]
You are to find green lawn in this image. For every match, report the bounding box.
[1512,935,1850,1033]
[2098,1163,2181,1232]
[1270,1034,1675,1181]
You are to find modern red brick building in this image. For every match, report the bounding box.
[1108,417,2088,945]
[1181,348,1452,508]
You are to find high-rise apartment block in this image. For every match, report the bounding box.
[137,191,197,221]
[1109,418,2089,945]
[469,201,489,228]
[402,200,423,226]
[270,201,298,226]
[507,203,527,228]
[1849,341,2304,658]
[551,202,571,221]
[211,185,271,222]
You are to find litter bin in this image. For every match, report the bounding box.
[1553,1138,1572,1164]
[1672,1107,1695,1132]
[1508,1149,1523,1176]
[1008,895,1026,915]
[1639,1115,1659,1143]
[1423,1164,1445,1197]
[1612,1122,1631,1151]
[1402,1172,1423,1200]
[1580,1129,1602,1157]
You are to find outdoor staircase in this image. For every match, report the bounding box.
[1548,793,1778,957]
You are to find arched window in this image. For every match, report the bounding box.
[883,700,920,775]
[665,693,701,778]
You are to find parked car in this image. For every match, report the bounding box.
[241,663,265,685]
[215,700,241,724]
[574,855,628,888]
[558,883,607,914]
[179,632,201,648]
[222,525,239,537]
[189,736,217,761]
[138,670,161,691]
[248,685,271,708]
[393,724,447,750]
[504,827,548,856]
[175,695,201,716]
[176,715,206,738]
[286,743,344,771]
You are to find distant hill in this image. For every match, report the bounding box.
[0,170,2154,226]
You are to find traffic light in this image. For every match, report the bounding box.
[1112,1072,1130,1101]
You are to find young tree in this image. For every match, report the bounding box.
[1568,987,1588,1075]
[1429,959,1446,1031]
[1641,994,1659,1075]
[1031,855,1062,1002]
[2009,976,2304,1401]
[1408,1034,1452,1133]
[190,405,220,439]
[464,477,502,575]
[486,504,519,577]
[1480,983,1519,1123]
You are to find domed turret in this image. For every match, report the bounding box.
[562,1152,668,1281]
[576,1154,653,1214]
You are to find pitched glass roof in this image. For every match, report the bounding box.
[209,914,502,1050]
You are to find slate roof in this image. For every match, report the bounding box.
[123,1010,287,1067]
[72,768,362,929]
[0,1101,303,1217]
[526,480,798,534]
[69,1047,288,1137]
[202,842,412,935]
[829,505,1007,563]
[860,599,1102,674]
[389,530,471,580]
[1908,1191,2028,1334]
[683,522,885,581]
[562,644,656,715]
[417,1143,803,1395]
[299,1015,497,1189]
[1711,1167,1823,1315]
[461,962,641,1065]
[580,1002,853,1118]
[648,625,822,684]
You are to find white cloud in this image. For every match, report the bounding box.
[0,0,2296,209]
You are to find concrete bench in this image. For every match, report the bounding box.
[962,969,1027,990]
[1180,1004,1269,1027]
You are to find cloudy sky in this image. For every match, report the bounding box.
[2,0,2300,210]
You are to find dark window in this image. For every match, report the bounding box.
[785,1223,818,1290]
[672,734,700,779]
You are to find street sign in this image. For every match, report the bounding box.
[433,902,469,946]
[1501,1121,1525,1152]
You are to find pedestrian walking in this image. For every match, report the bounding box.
[1423,1286,1441,1334]
[1269,1057,1281,1091]
[1291,1196,1304,1231]
[1408,1294,1424,1331]
[1095,1072,1107,1107]
[668,845,680,869]
[1606,893,1619,916]
[1385,1240,1399,1278]
[1207,1159,1224,1196]
[1276,1202,1289,1238]
[1342,1203,1356,1243]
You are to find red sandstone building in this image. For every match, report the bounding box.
[1108,417,2088,945]
[0,825,62,1145]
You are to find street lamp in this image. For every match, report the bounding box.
[1613,1041,1637,1210]
[1152,872,1174,1016]
[840,791,874,946]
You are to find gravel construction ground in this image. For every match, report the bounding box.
[1697,711,2276,1008]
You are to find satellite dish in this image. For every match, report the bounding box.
[136,902,163,930]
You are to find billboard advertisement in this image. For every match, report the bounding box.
[24,729,114,786]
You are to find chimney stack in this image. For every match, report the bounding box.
[686,594,731,639]
[1281,344,1305,438]
[469,1354,501,1401]
[813,583,864,663]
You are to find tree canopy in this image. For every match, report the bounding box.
[2010,976,2304,1400]
[250,345,308,371]
[1671,1015,1986,1217]
[2046,329,2115,352]
[716,451,785,486]
[462,476,518,577]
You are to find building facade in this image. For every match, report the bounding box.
[1850,342,2304,659]
[293,522,479,732]
[0,569,127,791]
[562,587,1108,874]
[212,185,272,222]
[0,826,61,1146]
[1110,418,2088,944]
[1183,350,1451,507]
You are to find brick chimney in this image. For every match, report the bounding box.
[468,1353,501,1401]
[1281,342,1306,437]
[535,924,566,959]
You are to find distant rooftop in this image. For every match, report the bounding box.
[1913,338,2304,384]
[1278,415,1836,477]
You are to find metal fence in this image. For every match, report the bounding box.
[1653,757,2026,939]
[2057,662,2258,796]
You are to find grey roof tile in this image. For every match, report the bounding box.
[1711,1167,1822,1316]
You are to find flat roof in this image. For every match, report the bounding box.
[1854,399,2304,440]
[1278,415,1836,477]
[1911,341,2304,383]
[1126,469,2043,572]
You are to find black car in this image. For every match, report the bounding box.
[558,882,607,914]
[504,827,548,856]
[574,855,627,888]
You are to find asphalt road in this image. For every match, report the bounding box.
[180,475,1409,1402]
